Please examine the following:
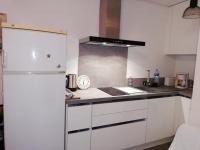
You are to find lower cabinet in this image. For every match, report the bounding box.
[91,120,146,150]
[67,131,91,150]
[66,96,191,150]
[174,97,191,132]
[66,105,92,150]
[67,105,91,131]
[146,97,176,143]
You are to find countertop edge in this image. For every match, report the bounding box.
[66,90,192,106]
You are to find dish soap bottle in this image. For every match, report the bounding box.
[128,76,133,87]
[153,69,160,87]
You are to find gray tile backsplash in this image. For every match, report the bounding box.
[78,44,128,88]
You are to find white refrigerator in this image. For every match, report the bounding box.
[2,26,66,150]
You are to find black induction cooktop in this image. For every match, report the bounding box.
[98,87,128,96]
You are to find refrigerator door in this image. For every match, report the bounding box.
[2,28,66,71]
[3,74,65,150]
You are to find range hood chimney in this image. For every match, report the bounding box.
[99,0,121,38]
[80,0,145,47]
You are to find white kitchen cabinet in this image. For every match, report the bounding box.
[92,109,147,127]
[66,96,190,149]
[93,100,147,116]
[166,1,200,55]
[67,105,91,131]
[67,131,91,150]
[174,96,191,132]
[66,105,92,150]
[91,120,146,150]
[91,100,147,150]
[146,97,176,143]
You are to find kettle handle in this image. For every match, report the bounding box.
[66,75,69,88]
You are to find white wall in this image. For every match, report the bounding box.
[121,0,175,78]
[0,0,100,38]
[174,56,196,79]
[0,0,195,79]
[190,39,200,127]
[0,0,100,74]
[0,0,177,78]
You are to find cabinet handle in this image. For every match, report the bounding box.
[2,49,7,68]
[92,119,146,130]
[68,128,90,134]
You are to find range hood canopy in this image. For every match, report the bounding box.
[80,36,145,47]
[79,0,145,48]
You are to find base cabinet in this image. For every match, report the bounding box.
[66,105,92,150]
[146,97,176,143]
[66,96,191,150]
[68,105,91,131]
[91,121,146,150]
[67,131,91,150]
[174,97,191,132]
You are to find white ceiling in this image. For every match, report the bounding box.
[145,0,189,7]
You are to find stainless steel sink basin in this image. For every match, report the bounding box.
[137,86,182,93]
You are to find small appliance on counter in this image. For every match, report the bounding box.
[153,69,160,87]
[165,77,175,87]
[175,73,189,89]
[66,74,77,91]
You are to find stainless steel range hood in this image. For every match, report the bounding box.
[80,0,145,47]
[80,36,145,47]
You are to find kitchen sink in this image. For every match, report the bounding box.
[137,86,183,93]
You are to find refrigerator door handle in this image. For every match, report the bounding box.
[2,49,7,68]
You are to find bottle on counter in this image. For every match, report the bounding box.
[153,69,160,87]
[143,70,152,87]
[128,76,133,87]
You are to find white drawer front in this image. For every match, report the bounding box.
[67,131,90,150]
[68,105,91,131]
[91,120,146,150]
[92,109,147,127]
[93,100,147,116]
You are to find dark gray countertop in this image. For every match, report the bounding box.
[65,86,193,106]
[136,86,193,98]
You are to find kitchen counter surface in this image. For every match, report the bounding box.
[65,86,193,106]
[69,88,113,99]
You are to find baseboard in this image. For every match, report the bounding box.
[124,137,174,150]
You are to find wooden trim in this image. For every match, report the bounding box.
[1,23,67,35]
[0,13,7,22]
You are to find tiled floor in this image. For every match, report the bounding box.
[144,142,171,150]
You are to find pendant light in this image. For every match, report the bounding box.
[183,0,200,19]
